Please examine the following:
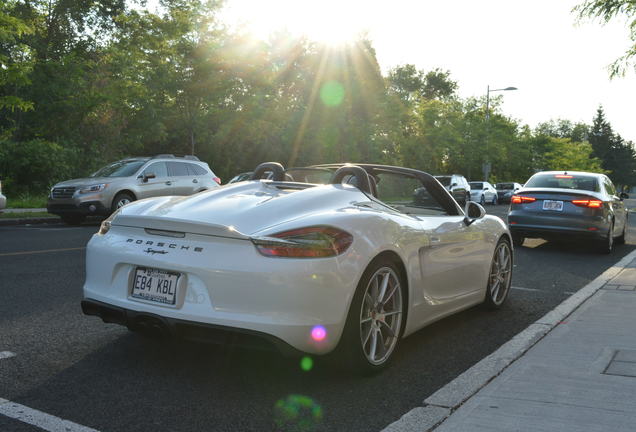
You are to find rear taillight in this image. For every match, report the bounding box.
[213,176,221,185]
[572,199,603,208]
[252,226,353,258]
[511,195,536,204]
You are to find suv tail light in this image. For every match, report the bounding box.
[511,195,536,204]
[252,226,353,258]
[572,199,603,208]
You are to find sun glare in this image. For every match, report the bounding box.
[222,0,373,45]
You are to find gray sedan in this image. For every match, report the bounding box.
[508,171,628,253]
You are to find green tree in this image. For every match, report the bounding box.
[574,0,636,76]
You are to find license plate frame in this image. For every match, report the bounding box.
[131,267,180,305]
[542,200,564,212]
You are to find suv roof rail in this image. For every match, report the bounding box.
[182,155,200,161]
[152,154,176,159]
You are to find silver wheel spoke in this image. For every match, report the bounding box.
[491,280,500,300]
[378,272,390,304]
[381,283,400,307]
[361,317,372,324]
[379,320,396,338]
[383,310,402,317]
[369,329,378,360]
[362,325,373,346]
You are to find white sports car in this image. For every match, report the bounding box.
[82,163,513,372]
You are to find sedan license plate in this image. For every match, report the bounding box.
[542,200,564,211]
[131,267,179,305]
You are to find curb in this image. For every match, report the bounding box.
[0,217,60,226]
[381,248,636,432]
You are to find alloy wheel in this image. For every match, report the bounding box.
[488,242,512,306]
[359,267,402,366]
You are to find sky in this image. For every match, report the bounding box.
[220,0,636,142]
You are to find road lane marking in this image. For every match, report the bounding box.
[511,286,541,292]
[0,398,99,432]
[0,247,85,257]
[0,352,15,360]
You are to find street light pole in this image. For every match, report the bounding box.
[483,85,517,181]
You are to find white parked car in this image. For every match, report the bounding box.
[0,177,5,211]
[82,163,513,373]
[470,181,498,205]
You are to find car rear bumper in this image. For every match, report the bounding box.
[508,223,608,240]
[81,298,302,356]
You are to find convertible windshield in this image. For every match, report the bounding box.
[525,174,600,192]
[91,160,146,178]
[435,176,451,186]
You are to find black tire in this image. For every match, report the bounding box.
[598,222,614,254]
[491,195,497,205]
[336,257,406,375]
[480,195,486,206]
[512,233,524,247]
[111,192,135,212]
[483,238,513,310]
[616,215,627,245]
[61,215,86,225]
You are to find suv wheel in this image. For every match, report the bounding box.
[111,192,135,212]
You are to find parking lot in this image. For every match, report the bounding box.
[1,204,635,432]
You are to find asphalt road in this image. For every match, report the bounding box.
[1,207,635,432]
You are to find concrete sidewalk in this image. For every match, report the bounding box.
[433,253,636,431]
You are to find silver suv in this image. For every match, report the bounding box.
[47,155,220,224]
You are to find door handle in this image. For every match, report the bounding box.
[165,181,172,186]
[193,179,198,183]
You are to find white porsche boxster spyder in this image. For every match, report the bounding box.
[82,163,513,372]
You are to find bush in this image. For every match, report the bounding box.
[0,139,82,195]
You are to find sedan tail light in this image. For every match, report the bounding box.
[511,195,536,204]
[213,176,222,185]
[252,226,353,258]
[572,199,603,208]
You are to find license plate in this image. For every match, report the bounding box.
[131,267,179,305]
[542,200,564,211]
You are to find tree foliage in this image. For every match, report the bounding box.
[574,0,636,77]
[0,0,635,196]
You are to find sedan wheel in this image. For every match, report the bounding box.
[480,195,486,206]
[338,258,405,374]
[484,238,512,309]
[616,215,627,245]
[598,222,614,254]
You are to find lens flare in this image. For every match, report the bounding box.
[311,325,327,342]
[319,81,345,107]
[300,356,314,372]
[274,394,323,432]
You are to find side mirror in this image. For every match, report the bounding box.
[620,192,629,200]
[464,201,486,226]
[451,182,458,187]
[142,172,156,182]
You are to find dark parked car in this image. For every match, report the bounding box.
[434,174,470,206]
[508,171,628,253]
[495,182,523,204]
